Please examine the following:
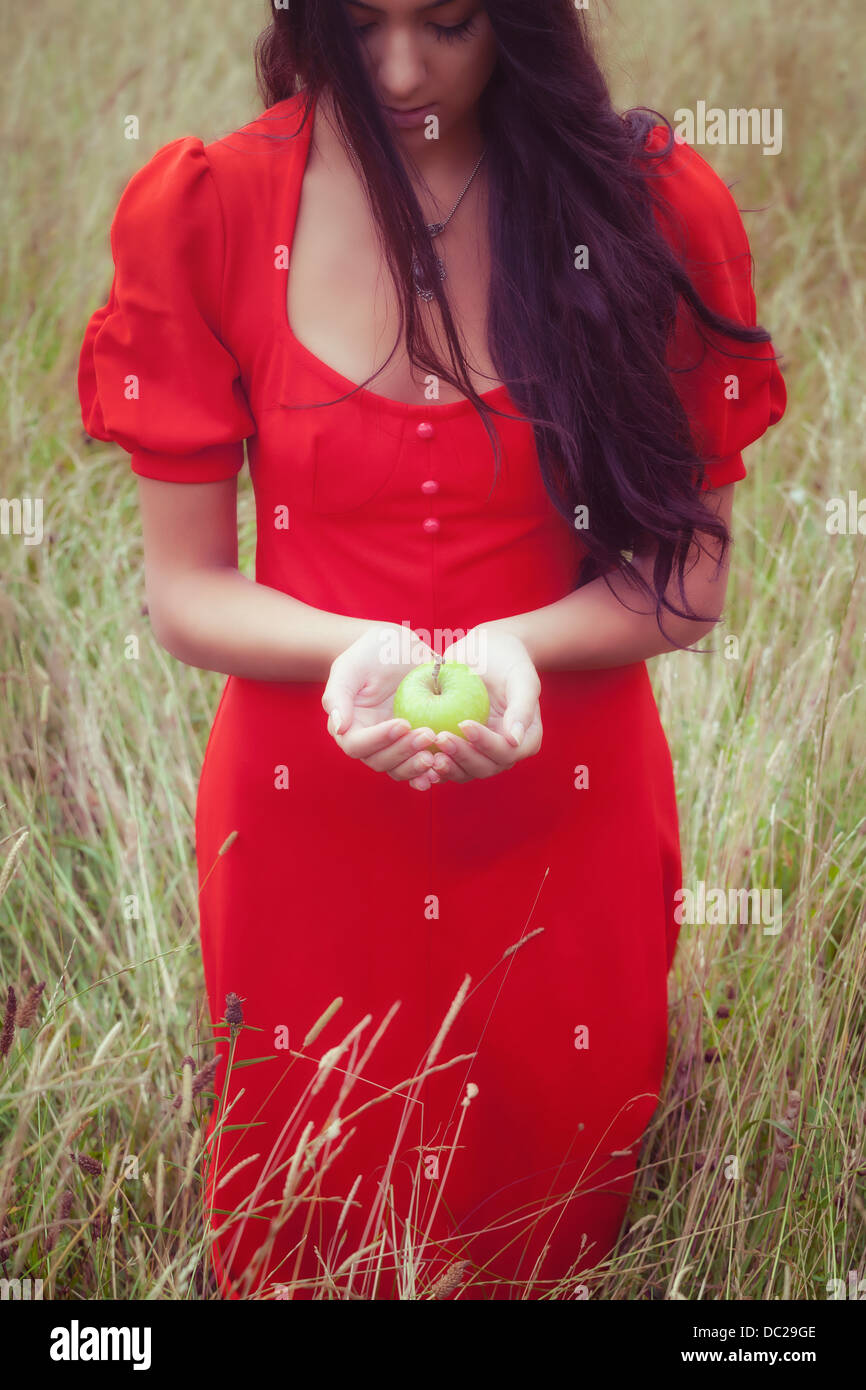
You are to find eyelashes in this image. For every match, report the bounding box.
[432,17,477,43]
[354,17,478,44]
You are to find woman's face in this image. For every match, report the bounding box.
[343,0,498,139]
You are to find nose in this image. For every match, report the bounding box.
[373,29,428,100]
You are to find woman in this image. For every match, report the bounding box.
[78,1,786,1299]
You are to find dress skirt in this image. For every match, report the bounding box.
[195,660,681,1300]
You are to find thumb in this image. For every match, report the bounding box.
[503,663,541,747]
[321,676,354,736]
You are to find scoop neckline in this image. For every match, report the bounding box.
[276,88,513,418]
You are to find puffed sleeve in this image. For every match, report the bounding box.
[646,129,787,490]
[78,137,256,482]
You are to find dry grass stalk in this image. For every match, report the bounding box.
[429,1259,471,1299]
[16,981,45,1029]
[72,1151,103,1177]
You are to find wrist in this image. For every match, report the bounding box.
[474,616,533,657]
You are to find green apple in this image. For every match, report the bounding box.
[393,657,489,746]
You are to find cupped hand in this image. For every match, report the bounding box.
[429,625,543,783]
[321,622,449,791]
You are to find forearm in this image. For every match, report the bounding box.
[481,565,720,672]
[151,567,373,681]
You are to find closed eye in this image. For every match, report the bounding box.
[355,17,477,42]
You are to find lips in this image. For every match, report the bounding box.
[380,102,437,129]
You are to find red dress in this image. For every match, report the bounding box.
[78,93,786,1299]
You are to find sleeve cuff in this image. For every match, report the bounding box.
[697,452,747,490]
[130,440,245,482]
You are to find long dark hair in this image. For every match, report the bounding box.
[252,1,782,645]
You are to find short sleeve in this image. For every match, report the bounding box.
[78,137,256,482]
[645,129,787,490]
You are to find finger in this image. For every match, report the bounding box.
[429,751,461,781]
[363,726,436,773]
[384,749,440,782]
[430,753,470,783]
[399,749,461,783]
[502,667,542,747]
[457,722,514,767]
[322,695,355,739]
[322,679,356,738]
[338,718,412,760]
[432,723,511,779]
[409,769,440,791]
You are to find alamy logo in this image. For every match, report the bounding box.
[0,1277,44,1299]
[0,496,43,546]
[826,1271,866,1299]
[674,881,783,935]
[49,1320,152,1371]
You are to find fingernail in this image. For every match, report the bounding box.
[458,722,479,741]
[412,730,432,749]
[510,722,525,746]
[329,709,342,735]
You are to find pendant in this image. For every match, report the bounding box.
[412,253,447,302]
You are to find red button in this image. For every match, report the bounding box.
[416,421,435,440]
[421,479,439,495]
[422,517,440,534]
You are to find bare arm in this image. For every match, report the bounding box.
[479,483,736,671]
[135,475,372,681]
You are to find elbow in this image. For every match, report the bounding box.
[149,609,183,659]
[695,603,726,632]
[661,607,721,649]
[680,614,722,645]
[682,582,728,634]
[143,586,186,659]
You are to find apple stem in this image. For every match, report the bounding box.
[433,654,442,695]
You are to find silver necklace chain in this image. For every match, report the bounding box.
[347,137,487,300]
[413,146,486,300]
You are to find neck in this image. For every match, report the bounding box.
[315,86,486,208]
[400,115,486,183]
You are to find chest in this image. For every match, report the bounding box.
[286,158,502,406]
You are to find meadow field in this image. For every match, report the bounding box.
[0,0,863,1299]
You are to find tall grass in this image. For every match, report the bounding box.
[1,0,863,1298]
